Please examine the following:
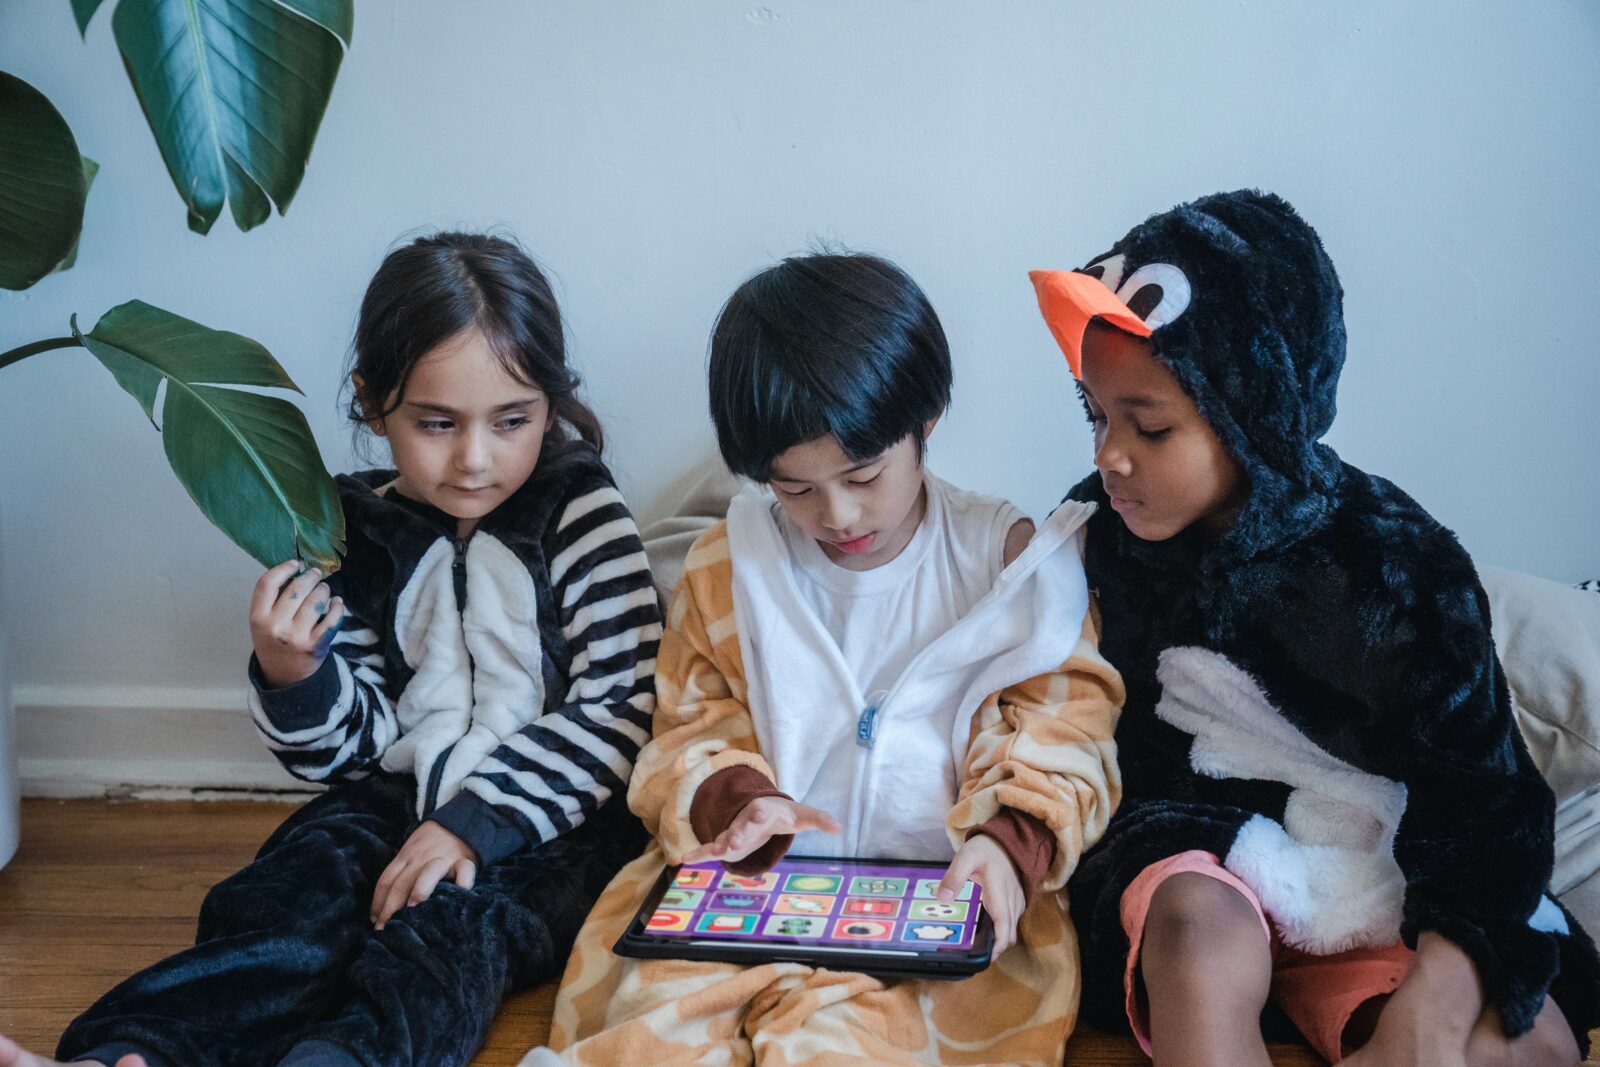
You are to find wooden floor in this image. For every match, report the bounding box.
[0,799,1584,1066]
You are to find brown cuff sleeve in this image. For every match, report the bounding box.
[970,808,1057,905]
[688,765,795,876]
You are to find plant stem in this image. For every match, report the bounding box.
[0,335,80,371]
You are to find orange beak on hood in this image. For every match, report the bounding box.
[1028,269,1152,380]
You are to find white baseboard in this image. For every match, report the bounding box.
[16,684,317,798]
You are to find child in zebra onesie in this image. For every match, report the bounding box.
[20,233,662,1067]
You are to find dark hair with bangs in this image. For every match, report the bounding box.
[347,231,603,474]
[707,252,952,482]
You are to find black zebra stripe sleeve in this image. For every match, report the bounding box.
[246,604,400,783]
[457,480,663,846]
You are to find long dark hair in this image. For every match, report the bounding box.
[347,231,603,472]
[707,251,952,482]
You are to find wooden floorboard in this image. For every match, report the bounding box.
[0,799,1585,1065]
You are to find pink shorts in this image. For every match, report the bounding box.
[1120,851,1413,1064]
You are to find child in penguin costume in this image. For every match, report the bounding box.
[1030,190,1600,1066]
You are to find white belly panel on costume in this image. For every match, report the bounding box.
[381,539,474,801]
[1154,646,1409,954]
[378,533,550,816]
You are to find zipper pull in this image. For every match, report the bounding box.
[856,690,889,747]
[856,704,877,747]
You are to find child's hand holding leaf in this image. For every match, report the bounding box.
[249,560,345,689]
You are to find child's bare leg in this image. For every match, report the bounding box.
[1342,932,1580,1067]
[1463,999,1578,1067]
[0,1034,145,1067]
[1343,992,1577,1066]
[1139,873,1274,1067]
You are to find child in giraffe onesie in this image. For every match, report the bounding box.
[520,252,1124,1067]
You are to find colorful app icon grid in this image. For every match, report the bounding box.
[647,860,984,951]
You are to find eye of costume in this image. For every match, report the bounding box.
[1116,262,1191,329]
[1079,253,1127,292]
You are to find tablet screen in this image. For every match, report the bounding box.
[643,856,984,952]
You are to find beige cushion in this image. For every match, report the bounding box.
[640,460,742,605]
[1479,565,1600,933]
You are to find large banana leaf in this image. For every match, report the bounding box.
[70,301,345,571]
[0,72,88,290]
[71,0,109,34]
[107,0,353,234]
[52,157,100,274]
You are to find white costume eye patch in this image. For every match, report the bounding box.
[1079,253,1127,292]
[1117,262,1192,330]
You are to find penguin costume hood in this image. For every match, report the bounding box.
[1032,190,1599,1047]
[1032,189,1346,575]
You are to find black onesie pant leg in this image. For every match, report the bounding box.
[56,775,415,1067]
[278,794,648,1067]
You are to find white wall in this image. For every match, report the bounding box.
[2,2,1597,783]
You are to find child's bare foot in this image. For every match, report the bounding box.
[0,1034,144,1067]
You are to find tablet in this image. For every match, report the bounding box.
[613,854,993,979]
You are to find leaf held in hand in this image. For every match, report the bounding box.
[73,300,345,570]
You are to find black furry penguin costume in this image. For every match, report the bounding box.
[1033,190,1600,1049]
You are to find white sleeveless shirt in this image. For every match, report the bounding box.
[778,473,1024,702]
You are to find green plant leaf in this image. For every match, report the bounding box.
[72,300,345,571]
[0,72,88,290]
[52,157,99,274]
[280,0,354,46]
[72,0,110,35]
[111,0,353,234]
